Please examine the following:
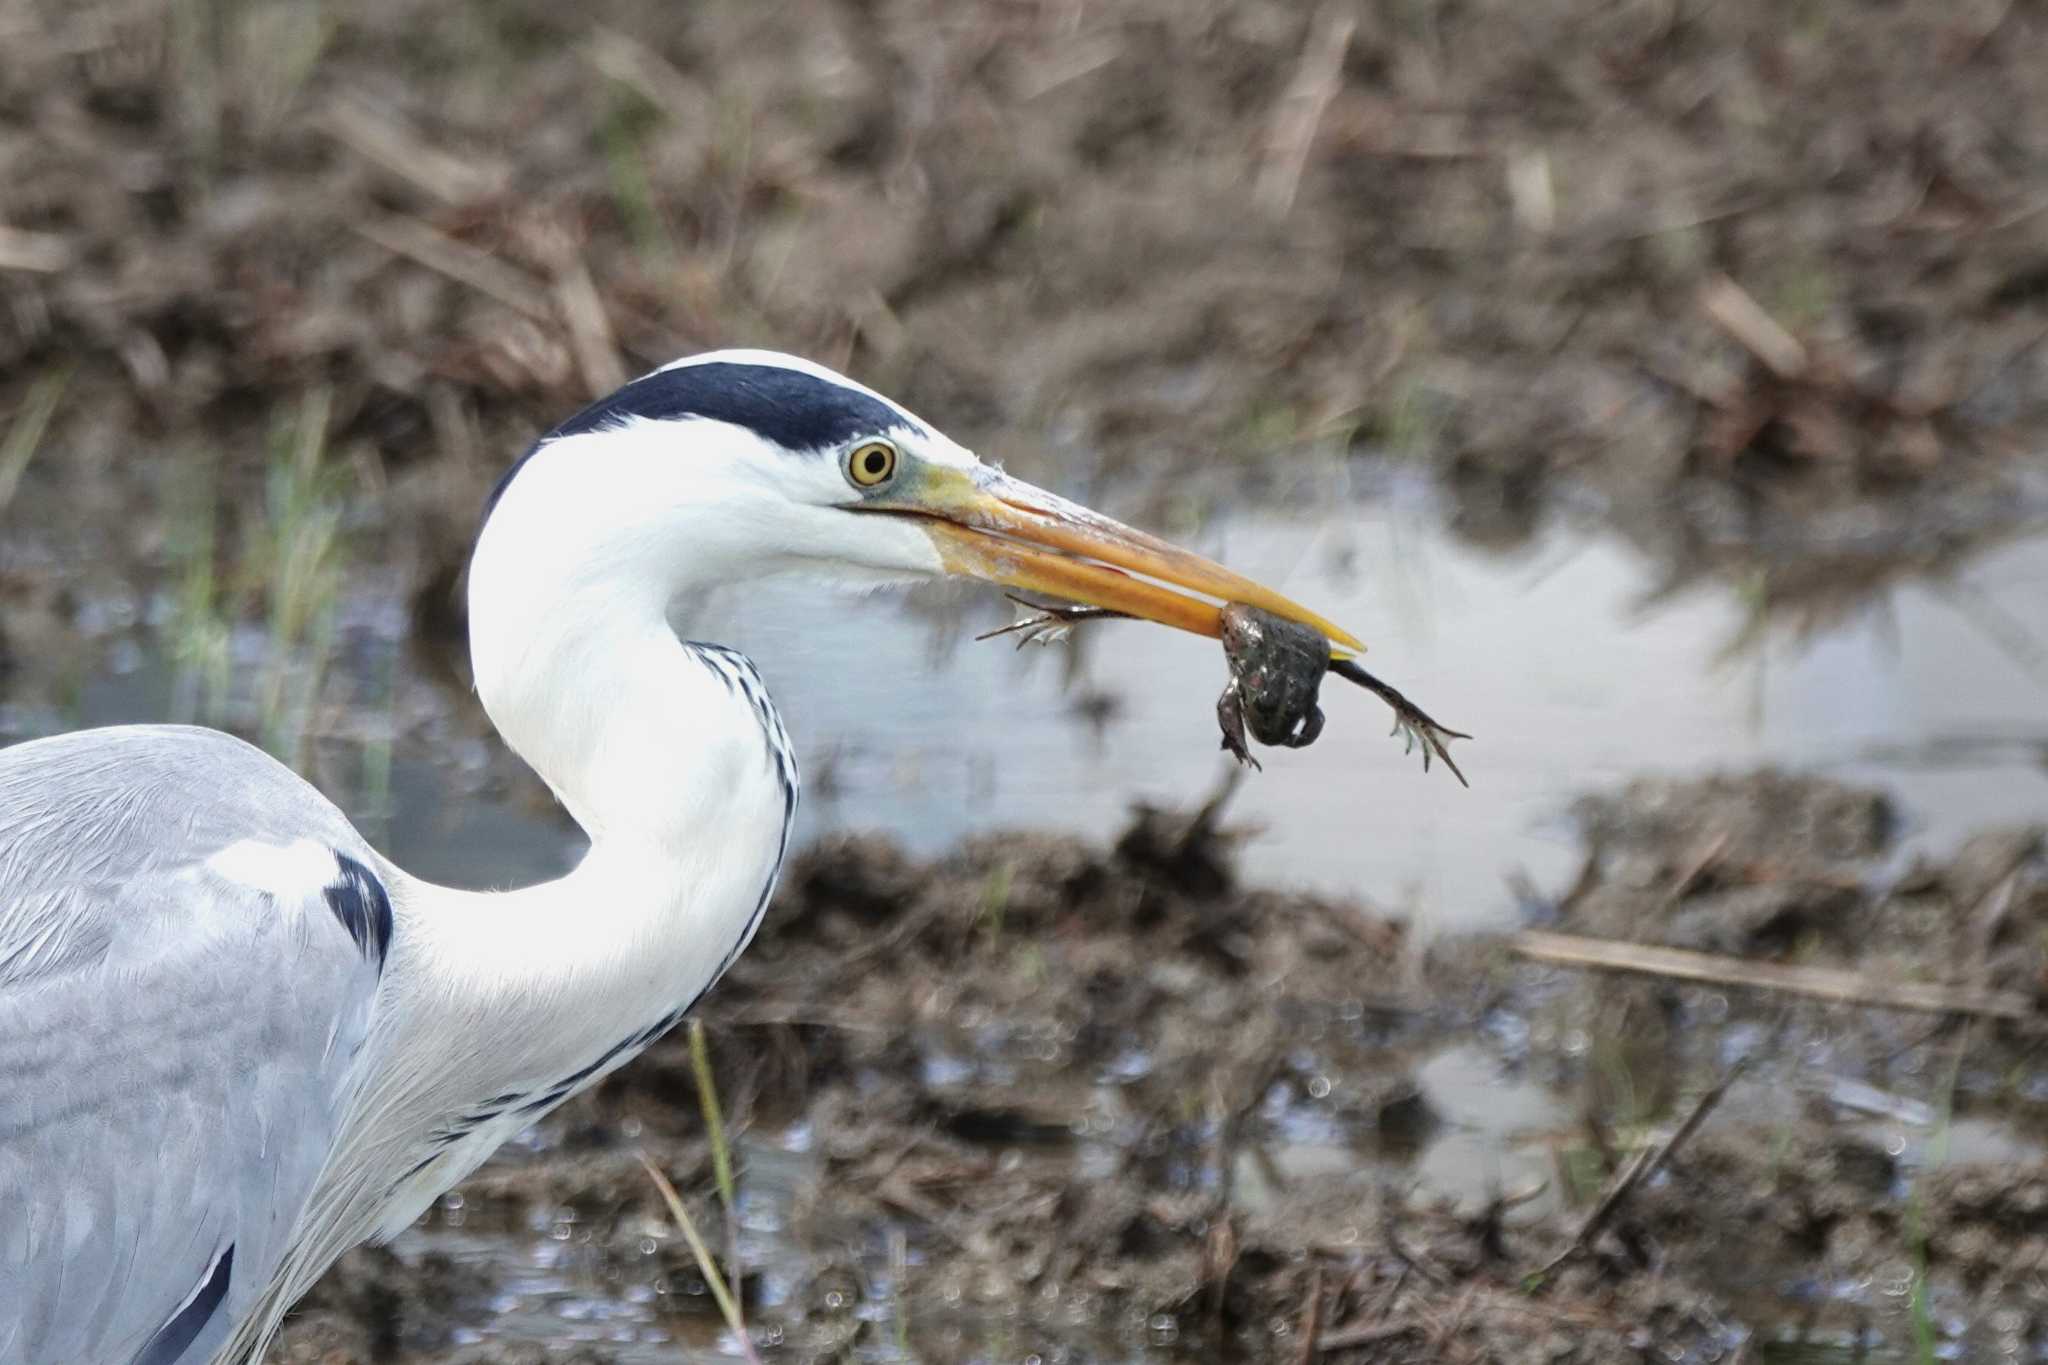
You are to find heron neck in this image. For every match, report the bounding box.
[444,567,795,1006]
[454,481,797,1025]
[471,582,715,846]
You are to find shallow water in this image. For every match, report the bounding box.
[702,479,2048,934]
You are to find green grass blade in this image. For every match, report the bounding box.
[688,1019,737,1211]
[0,366,71,515]
[687,1017,745,1325]
[637,1152,762,1365]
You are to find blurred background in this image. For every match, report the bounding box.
[5,1,2048,1360]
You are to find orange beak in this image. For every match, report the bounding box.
[879,466,1363,657]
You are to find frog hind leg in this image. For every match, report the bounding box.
[1216,691,1263,770]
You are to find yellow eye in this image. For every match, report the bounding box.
[846,439,898,488]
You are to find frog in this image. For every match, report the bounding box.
[977,593,1470,785]
[1215,601,1330,769]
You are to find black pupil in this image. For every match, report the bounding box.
[863,450,888,477]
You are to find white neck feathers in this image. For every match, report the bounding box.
[438,422,800,1029]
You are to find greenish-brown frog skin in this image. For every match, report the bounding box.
[1216,602,1331,768]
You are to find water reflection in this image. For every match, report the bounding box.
[700,489,2048,934]
[1406,1043,1573,1219]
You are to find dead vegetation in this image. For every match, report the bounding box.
[6,0,2048,639]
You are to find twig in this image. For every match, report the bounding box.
[318,93,503,205]
[1968,871,2023,980]
[1293,1266,1325,1365]
[1603,192,1774,244]
[1505,149,1555,235]
[1430,1283,1480,1353]
[0,225,73,274]
[887,1225,912,1355]
[1530,1057,1749,1281]
[1698,274,1808,381]
[352,213,553,321]
[1554,841,1604,918]
[1011,32,1127,100]
[1512,930,2038,1020]
[1384,1212,1451,1287]
[1529,1141,1652,1283]
[1204,1212,1239,1332]
[1662,830,1730,908]
[585,27,709,121]
[553,257,626,394]
[526,213,628,395]
[874,1176,995,1256]
[697,1001,893,1033]
[1256,3,1355,216]
[1316,1316,1424,1351]
[1638,1061,1747,1190]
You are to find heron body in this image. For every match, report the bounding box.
[0,350,1360,1363]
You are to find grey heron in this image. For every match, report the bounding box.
[0,349,1360,1363]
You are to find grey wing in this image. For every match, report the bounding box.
[0,726,388,1365]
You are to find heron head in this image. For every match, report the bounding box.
[477,349,1361,656]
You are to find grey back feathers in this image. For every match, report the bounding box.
[0,726,386,1365]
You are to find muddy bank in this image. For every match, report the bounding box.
[1562,771,2044,993]
[267,770,2048,1362]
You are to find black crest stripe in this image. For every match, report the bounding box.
[485,361,925,517]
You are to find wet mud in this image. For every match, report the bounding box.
[267,775,2048,1362]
